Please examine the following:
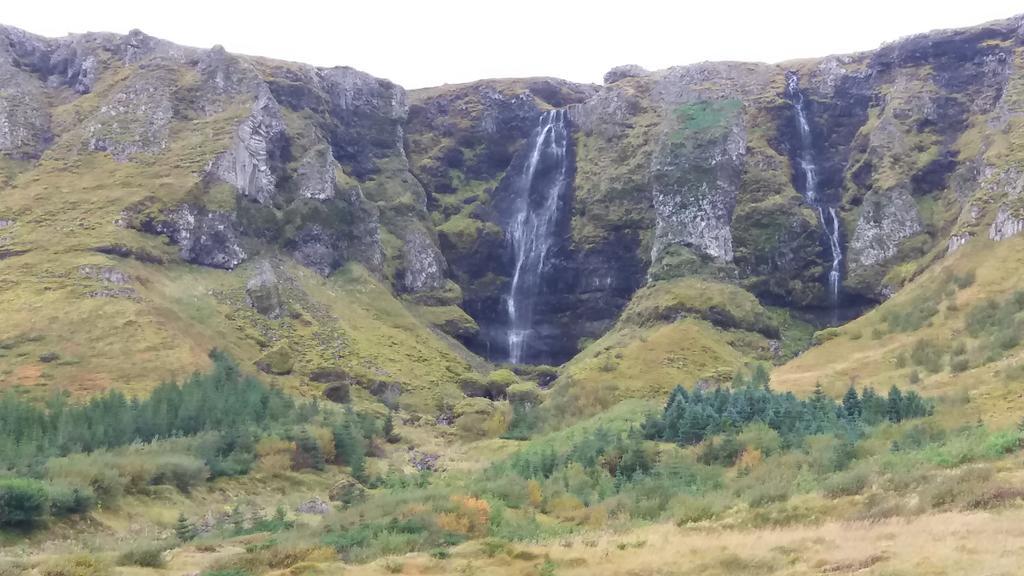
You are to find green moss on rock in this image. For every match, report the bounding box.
[256,344,294,375]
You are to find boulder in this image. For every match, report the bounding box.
[328,478,366,505]
[245,261,283,319]
[603,64,649,85]
[256,345,294,375]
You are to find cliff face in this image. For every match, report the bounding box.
[408,15,1024,364]
[1,16,1022,391]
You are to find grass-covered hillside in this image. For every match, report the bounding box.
[5,13,1024,576]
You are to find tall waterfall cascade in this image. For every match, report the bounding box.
[786,73,843,304]
[505,108,572,363]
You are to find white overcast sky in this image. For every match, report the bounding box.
[4,1,1021,88]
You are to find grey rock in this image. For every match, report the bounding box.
[78,265,131,285]
[849,186,923,268]
[603,64,649,85]
[574,83,643,139]
[0,220,11,230]
[946,232,971,254]
[195,45,264,115]
[296,145,341,200]
[990,206,1024,242]
[650,103,746,264]
[88,288,137,299]
[295,497,330,515]
[246,261,283,319]
[290,224,340,276]
[399,224,447,293]
[210,87,286,204]
[137,204,246,269]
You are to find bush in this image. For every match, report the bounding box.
[47,483,96,517]
[149,454,209,492]
[117,544,168,568]
[0,477,49,527]
[822,468,870,497]
[45,453,127,503]
[698,436,743,467]
[670,493,731,525]
[910,339,944,373]
[953,270,976,289]
[922,466,995,509]
[736,423,782,456]
[950,356,970,374]
[744,479,791,508]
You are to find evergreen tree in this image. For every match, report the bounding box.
[842,386,861,420]
[292,428,325,471]
[887,386,905,423]
[383,410,399,444]
[175,512,195,542]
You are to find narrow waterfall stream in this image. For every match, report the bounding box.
[505,109,571,363]
[786,73,843,304]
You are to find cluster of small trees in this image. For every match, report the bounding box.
[644,367,931,446]
[0,350,305,470]
[0,351,393,528]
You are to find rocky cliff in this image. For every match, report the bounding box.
[1,15,1023,406]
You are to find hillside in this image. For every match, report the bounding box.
[3,17,1023,418]
[3,13,1024,576]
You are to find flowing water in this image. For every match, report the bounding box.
[505,109,571,363]
[786,73,843,303]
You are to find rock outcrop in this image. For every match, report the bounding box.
[129,203,246,270]
[3,15,1024,368]
[246,261,283,319]
[210,88,286,204]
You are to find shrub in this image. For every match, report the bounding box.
[953,270,976,289]
[698,436,743,467]
[922,466,995,509]
[822,468,870,497]
[744,479,791,508]
[950,356,969,374]
[736,423,782,456]
[149,453,209,492]
[0,477,49,527]
[45,453,127,503]
[47,483,96,517]
[670,493,731,525]
[117,544,168,568]
[910,339,944,373]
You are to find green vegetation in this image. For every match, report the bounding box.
[0,352,389,529]
[672,100,743,143]
[0,350,302,471]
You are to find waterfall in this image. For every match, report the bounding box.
[786,73,843,304]
[505,109,571,364]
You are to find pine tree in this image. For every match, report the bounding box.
[842,386,861,420]
[175,512,195,542]
[334,419,367,483]
[887,386,904,423]
[383,410,399,443]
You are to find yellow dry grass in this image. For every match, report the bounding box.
[323,508,1024,576]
